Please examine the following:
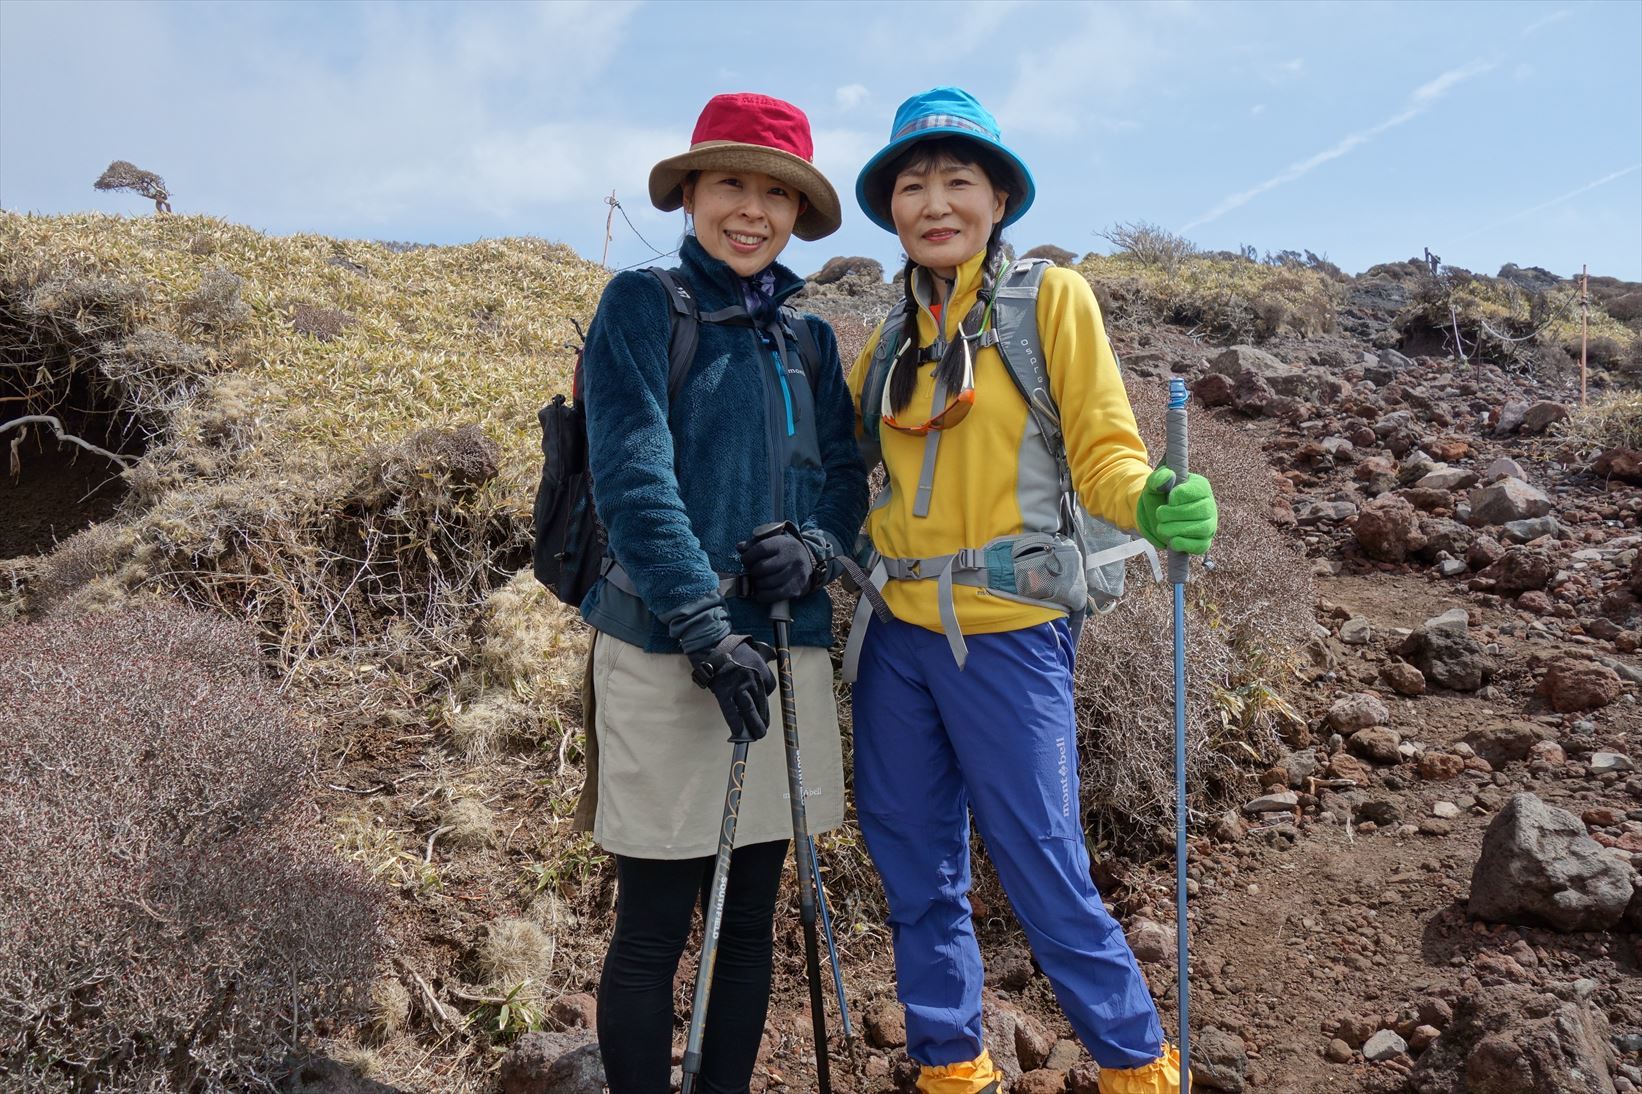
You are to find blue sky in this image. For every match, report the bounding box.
[2,0,1639,279]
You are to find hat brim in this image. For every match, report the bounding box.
[649,141,842,241]
[854,127,1036,234]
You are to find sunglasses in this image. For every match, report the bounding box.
[878,296,995,436]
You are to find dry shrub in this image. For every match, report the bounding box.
[0,603,382,1091]
[1100,221,1198,273]
[1073,386,1310,846]
[472,570,588,707]
[1559,391,1642,453]
[181,265,251,334]
[288,302,357,341]
[1021,243,1078,267]
[1077,252,1339,344]
[442,797,497,850]
[1608,291,1642,324]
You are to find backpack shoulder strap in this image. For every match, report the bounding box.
[779,306,823,393]
[987,258,1064,460]
[861,299,914,450]
[647,267,699,401]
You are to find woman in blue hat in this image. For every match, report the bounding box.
[842,87,1217,1094]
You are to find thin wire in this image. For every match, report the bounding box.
[1475,288,1581,344]
[612,199,669,259]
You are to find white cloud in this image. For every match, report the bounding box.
[1521,9,1571,36]
[995,6,1166,137]
[1452,164,1642,243]
[835,84,870,111]
[1180,58,1496,232]
[1250,103,1267,117]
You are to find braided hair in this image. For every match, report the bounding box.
[873,136,1013,417]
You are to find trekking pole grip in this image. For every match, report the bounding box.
[1165,378,1191,586]
[750,521,796,623]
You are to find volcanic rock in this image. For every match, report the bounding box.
[1409,985,1618,1094]
[1480,546,1554,594]
[1468,793,1634,932]
[1355,495,1426,562]
[1468,478,1553,526]
[1520,401,1570,434]
[1537,659,1625,713]
[1328,692,1390,733]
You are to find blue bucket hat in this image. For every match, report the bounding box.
[855,86,1036,233]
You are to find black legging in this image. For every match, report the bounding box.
[598,838,789,1094]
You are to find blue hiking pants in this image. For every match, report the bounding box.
[852,616,1164,1070]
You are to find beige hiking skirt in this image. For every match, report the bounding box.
[573,632,845,859]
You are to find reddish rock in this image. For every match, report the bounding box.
[1015,1011,1056,1070]
[1517,590,1554,615]
[1012,1070,1067,1094]
[1466,535,1506,571]
[1537,659,1625,713]
[1066,1064,1101,1094]
[1427,439,1471,462]
[1328,753,1373,784]
[1192,371,1236,408]
[548,992,597,1030]
[1355,495,1426,562]
[1418,752,1466,781]
[1382,661,1427,696]
[1595,447,1642,486]
[1480,547,1554,594]
[864,1000,907,1049]
[1349,727,1403,765]
[1583,808,1622,828]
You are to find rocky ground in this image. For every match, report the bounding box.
[494,285,1641,1092]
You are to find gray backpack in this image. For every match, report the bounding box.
[846,258,1159,675]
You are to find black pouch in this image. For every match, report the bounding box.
[532,395,605,606]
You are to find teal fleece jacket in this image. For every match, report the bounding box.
[579,236,869,652]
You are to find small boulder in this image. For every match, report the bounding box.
[1464,723,1552,767]
[1399,620,1494,692]
[1327,692,1390,733]
[1410,985,1618,1094]
[1417,752,1465,781]
[500,1032,605,1094]
[1594,447,1642,486]
[1537,659,1624,713]
[1363,1029,1409,1062]
[1484,457,1526,482]
[1382,661,1427,696]
[1356,495,1427,562]
[1468,479,1553,526]
[1520,401,1570,434]
[1349,727,1403,766]
[864,1000,907,1048]
[1467,793,1634,932]
[1480,546,1554,594]
[1192,1026,1250,1092]
[1124,917,1172,965]
[1192,371,1237,408]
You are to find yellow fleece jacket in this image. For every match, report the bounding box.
[847,249,1153,636]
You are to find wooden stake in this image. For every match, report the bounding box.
[601,190,617,269]
[1580,264,1589,406]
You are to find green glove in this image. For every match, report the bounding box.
[1135,467,1218,555]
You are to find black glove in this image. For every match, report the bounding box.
[687,634,778,742]
[738,523,824,604]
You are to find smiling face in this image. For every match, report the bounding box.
[682,170,802,277]
[889,154,1008,280]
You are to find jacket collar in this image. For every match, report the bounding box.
[678,234,807,313]
[910,247,993,341]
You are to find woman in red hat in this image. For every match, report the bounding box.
[573,93,867,1091]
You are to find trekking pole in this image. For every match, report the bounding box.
[811,838,857,1066]
[1164,377,1193,1089]
[749,522,833,1092]
[680,722,755,1094]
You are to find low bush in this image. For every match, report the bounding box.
[0,603,382,1091]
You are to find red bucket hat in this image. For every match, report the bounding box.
[649,93,842,241]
